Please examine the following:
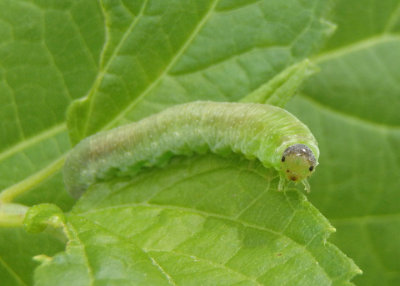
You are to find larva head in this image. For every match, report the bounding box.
[281,144,317,182]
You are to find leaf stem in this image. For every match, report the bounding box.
[0,156,66,203]
[0,203,28,227]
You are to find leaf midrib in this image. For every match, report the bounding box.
[66,222,95,286]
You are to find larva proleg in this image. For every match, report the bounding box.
[64,101,319,198]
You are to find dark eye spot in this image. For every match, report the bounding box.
[309,166,314,171]
[281,156,285,162]
[290,176,297,181]
[286,169,289,173]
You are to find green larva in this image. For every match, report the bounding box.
[64,101,319,198]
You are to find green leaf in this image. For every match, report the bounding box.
[0,228,64,286]
[0,0,105,206]
[67,0,334,143]
[0,0,366,285]
[0,0,104,284]
[35,155,360,285]
[0,0,334,201]
[286,0,400,285]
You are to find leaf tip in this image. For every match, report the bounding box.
[33,254,53,264]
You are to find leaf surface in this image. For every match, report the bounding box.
[0,228,64,286]
[0,0,104,206]
[0,0,368,285]
[68,0,334,143]
[35,155,360,286]
[0,0,104,284]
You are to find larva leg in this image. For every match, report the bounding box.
[278,174,286,192]
[302,179,311,193]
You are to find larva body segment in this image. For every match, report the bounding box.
[64,101,319,198]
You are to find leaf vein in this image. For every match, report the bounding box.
[67,223,95,286]
[313,34,400,63]
[102,0,220,130]
[299,93,400,131]
[0,255,27,286]
[384,2,400,33]
[147,249,262,285]
[3,78,25,140]
[79,203,332,281]
[83,0,150,134]
[0,123,66,162]
[145,252,178,286]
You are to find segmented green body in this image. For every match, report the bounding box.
[64,101,319,198]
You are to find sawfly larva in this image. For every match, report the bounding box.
[64,101,319,198]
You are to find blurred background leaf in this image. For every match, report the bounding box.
[0,0,105,208]
[287,0,400,285]
[67,0,334,142]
